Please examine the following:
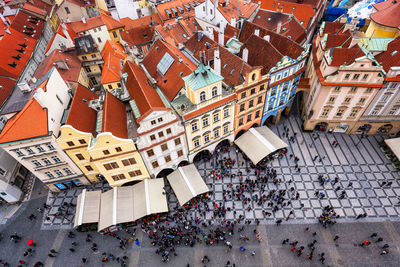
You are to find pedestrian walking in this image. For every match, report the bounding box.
[50,249,57,254]
[334,235,339,241]
[47,254,55,258]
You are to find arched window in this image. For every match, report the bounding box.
[200,91,206,102]
[212,86,218,97]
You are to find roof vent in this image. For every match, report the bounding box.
[17,82,31,93]
[392,50,398,56]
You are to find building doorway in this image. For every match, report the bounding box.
[377,124,393,134]
[314,122,328,132]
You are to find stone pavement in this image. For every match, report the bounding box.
[41,182,110,230]
[41,115,400,230]
[185,116,400,224]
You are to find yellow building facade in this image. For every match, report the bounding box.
[365,21,399,38]
[87,133,150,187]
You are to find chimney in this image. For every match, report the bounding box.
[17,82,32,93]
[230,17,236,27]
[81,16,86,24]
[219,29,224,46]
[263,35,270,42]
[214,48,221,75]
[276,21,282,34]
[55,60,69,70]
[242,47,248,63]
[254,29,260,36]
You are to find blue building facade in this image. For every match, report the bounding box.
[261,50,309,126]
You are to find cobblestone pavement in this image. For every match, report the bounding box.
[42,182,110,230]
[41,115,400,230]
[185,116,400,224]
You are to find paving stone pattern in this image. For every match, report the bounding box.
[184,116,400,224]
[42,116,400,230]
[41,182,110,230]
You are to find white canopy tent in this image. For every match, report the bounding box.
[74,190,101,228]
[234,126,288,165]
[385,137,400,159]
[95,178,168,232]
[167,164,210,206]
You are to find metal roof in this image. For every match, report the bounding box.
[182,64,223,91]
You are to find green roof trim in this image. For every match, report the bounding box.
[129,99,141,119]
[182,64,223,91]
[359,38,394,52]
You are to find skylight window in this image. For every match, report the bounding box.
[157,52,175,76]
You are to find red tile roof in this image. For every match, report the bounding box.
[24,0,53,15]
[156,22,190,46]
[22,3,47,17]
[33,49,82,85]
[123,61,169,123]
[324,33,352,49]
[67,16,105,33]
[65,84,98,134]
[101,40,126,60]
[120,14,162,30]
[217,0,259,21]
[142,39,197,101]
[321,21,346,34]
[100,10,124,30]
[375,38,400,73]
[0,28,36,79]
[225,24,240,39]
[373,0,396,11]
[101,53,122,84]
[156,0,204,22]
[121,25,154,46]
[260,0,318,28]
[253,9,306,44]
[240,21,304,60]
[0,91,48,143]
[370,1,400,30]
[329,46,365,67]
[10,10,45,40]
[240,34,283,75]
[102,92,127,139]
[185,32,255,86]
[0,76,16,109]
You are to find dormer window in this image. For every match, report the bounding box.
[12,54,21,60]
[18,43,27,48]
[200,91,206,102]
[16,48,25,53]
[8,62,17,68]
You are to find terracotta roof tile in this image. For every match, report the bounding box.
[101,53,122,84]
[375,38,400,73]
[321,21,346,34]
[34,49,82,85]
[253,9,306,44]
[329,46,365,67]
[10,10,45,40]
[0,76,16,109]
[22,3,47,17]
[240,34,283,75]
[217,0,259,21]
[0,96,48,143]
[156,0,204,22]
[121,25,154,46]
[260,0,320,28]
[225,24,240,39]
[65,84,98,133]
[102,92,127,139]
[324,33,352,49]
[185,32,255,86]
[142,39,197,101]
[67,16,105,33]
[156,22,189,46]
[0,28,36,79]
[100,10,124,30]
[120,14,162,30]
[101,40,126,60]
[370,2,400,30]
[240,21,304,60]
[123,61,168,122]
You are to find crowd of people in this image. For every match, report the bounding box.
[0,124,397,266]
